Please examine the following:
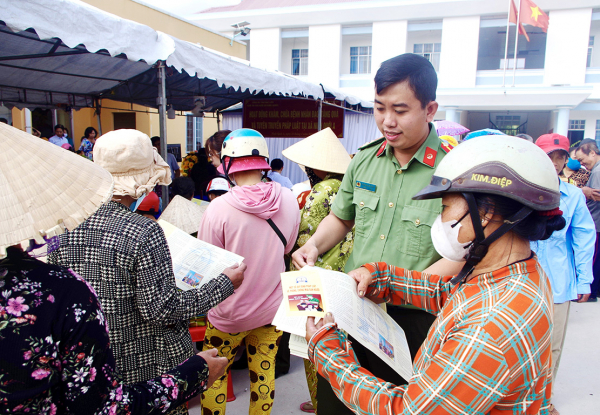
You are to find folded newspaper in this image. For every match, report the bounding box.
[159,220,244,291]
[273,266,413,381]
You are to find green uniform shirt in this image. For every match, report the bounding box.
[332,124,448,273]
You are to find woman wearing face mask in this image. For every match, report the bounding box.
[305,135,565,415]
[561,148,590,188]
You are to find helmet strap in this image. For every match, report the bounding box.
[223,157,235,186]
[450,192,533,285]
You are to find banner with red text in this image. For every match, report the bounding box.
[243,99,344,138]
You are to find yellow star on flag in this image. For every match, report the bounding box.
[530,6,543,21]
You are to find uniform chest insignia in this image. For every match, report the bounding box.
[355,181,377,192]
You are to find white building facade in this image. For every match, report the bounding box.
[190,0,600,143]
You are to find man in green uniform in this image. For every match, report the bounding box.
[292,53,451,414]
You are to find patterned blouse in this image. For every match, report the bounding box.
[560,168,590,188]
[0,254,208,414]
[292,177,354,272]
[78,138,95,160]
[48,202,234,384]
[308,257,553,415]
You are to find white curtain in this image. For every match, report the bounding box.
[222,110,381,184]
[222,113,242,131]
[342,111,381,154]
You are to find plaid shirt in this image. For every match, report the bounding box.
[48,201,234,384]
[308,257,553,414]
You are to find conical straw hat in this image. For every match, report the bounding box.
[159,195,207,234]
[282,127,351,174]
[0,123,114,258]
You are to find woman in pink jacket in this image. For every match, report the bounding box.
[198,129,300,415]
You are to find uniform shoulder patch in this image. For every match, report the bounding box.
[358,137,385,151]
[440,142,453,154]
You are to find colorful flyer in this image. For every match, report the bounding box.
[281,270,327,317]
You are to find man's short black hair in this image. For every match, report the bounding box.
[374,53,437,108]
[577,142,600,156]
[54,124,65,131]
[171,177,195,199]
[271,158,284,171]
[151,136,160,146]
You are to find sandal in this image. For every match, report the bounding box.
[300,401,315,413]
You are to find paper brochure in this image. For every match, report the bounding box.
[273,266,413,381]
[159,220,244,291]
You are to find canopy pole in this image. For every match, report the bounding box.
[216,110,221,131]
[317,99,323,130]
[157,62,169,206]
[95,99,102,136]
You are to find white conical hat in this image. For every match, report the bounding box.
[282,127,351,174]
[159,195,207,234]
[0,123,114,257]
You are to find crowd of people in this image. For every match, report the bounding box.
[1,52,598,415]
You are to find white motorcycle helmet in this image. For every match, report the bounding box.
[413,135,561,284]
[218,128,271,179]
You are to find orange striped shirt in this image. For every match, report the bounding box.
[308,257,553,414]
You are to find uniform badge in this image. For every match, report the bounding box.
[355,181,377,192]
[376,141,387,157]
[423,147,437,167]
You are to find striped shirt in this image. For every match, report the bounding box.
[308,257,553,414]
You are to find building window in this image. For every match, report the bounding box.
[568,119,586,144]
[595,120,600,144]
[569,120,586,130]
[414,43,441,71]
[494,115,522,135]
[477,26,547,71]
[292,49,308,76]
[588,36,594,68]
[350,46,372,74]
[186,115,203,152]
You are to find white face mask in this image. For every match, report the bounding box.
[430,214,472,262]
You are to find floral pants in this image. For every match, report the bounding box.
[304,359,318,413]
[201,321,282,415]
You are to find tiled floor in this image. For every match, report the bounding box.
[190,300,600,415]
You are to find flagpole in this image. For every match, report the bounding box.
[502,0,512,87]
[511,0,522,87]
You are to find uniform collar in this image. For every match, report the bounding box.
[381,123,440,169]
[558,177,569,196]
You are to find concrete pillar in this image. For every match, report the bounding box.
[445,107,458,123]
[371,21,408,75]
[556,107,570,136]
[308,25,341,87]
[249,28,281,70]
[24,108,32,134]
[544,8,592,86]
[438,16,480,88]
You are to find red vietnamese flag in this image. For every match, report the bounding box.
[519,0,549,32]
[509,0,530,42]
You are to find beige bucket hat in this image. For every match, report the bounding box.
[159,195,207,234]
[0,123,114,257]
[282,127,351,174]
[93,129,171,198]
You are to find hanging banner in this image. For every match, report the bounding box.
[242,98,344,138]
